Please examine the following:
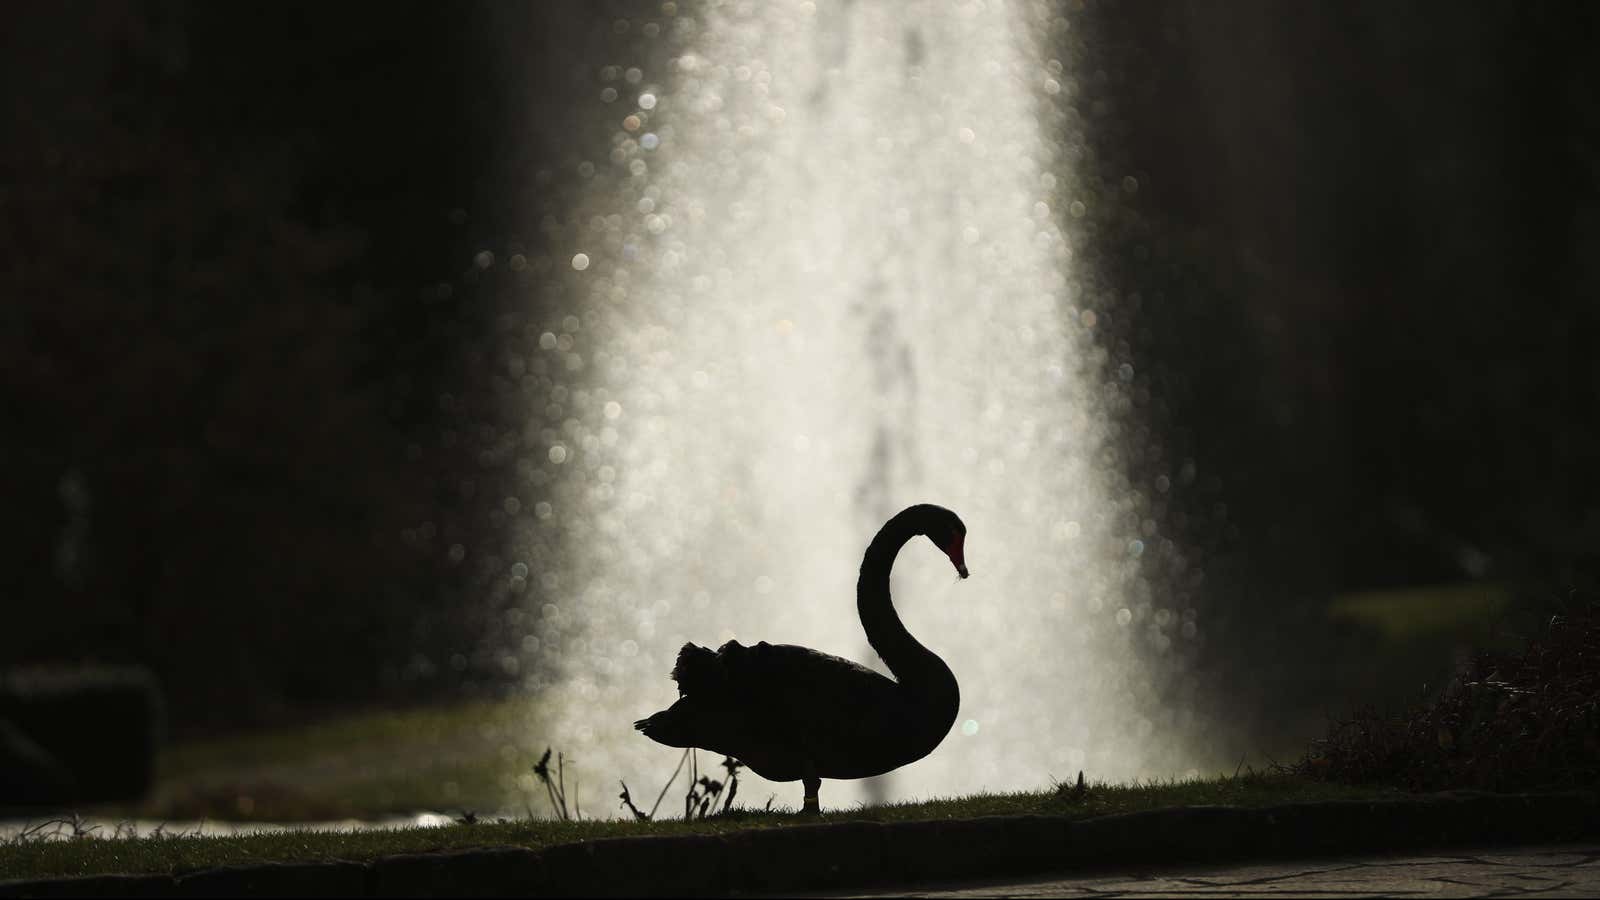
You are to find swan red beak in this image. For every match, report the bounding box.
[942,533,969,579]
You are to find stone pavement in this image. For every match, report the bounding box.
[824,842,1600,898]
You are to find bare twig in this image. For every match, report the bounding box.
[649,749,690,820]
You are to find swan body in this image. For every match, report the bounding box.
[634,504,968,812]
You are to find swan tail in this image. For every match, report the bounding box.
[669,642,724,696]
[634,702,694,747]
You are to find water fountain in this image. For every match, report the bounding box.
[508,0,1212,812]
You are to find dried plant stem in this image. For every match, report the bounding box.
[649,749,690,820]
[557,753,567,813]
[619,780,649,820]
[543,777,562,820]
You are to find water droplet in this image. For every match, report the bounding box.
[641,132,660,150]
[604,401,623,419]
[961,719,980,736]
[549,445,568,464]
[571,253,591,271]
[600,86,618,103]
[638,92,657,110]
[1115,608,1132,626]
[448,544,466,563]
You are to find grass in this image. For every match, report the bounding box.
[6,586,1585,883]
[1328,581,1513,641]
[0,773,1401,882]
[138,699,548,820]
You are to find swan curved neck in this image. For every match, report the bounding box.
[856,510,953,692]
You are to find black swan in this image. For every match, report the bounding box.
[634,503,967,813]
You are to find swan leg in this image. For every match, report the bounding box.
[801,767,821,815]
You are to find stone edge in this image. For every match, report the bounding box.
[2,791,1596,897]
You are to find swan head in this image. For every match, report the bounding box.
[920,506,969,579]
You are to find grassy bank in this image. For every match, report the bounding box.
[6,587,1577,884]
[139,699,548,821]
[0,774,1398,882]
[66,581,1521,825]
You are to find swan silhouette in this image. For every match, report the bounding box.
[634,503,967,813]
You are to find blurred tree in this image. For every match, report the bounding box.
[0,1,497,732]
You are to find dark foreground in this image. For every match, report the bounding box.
[2,791,1596,897]
[820,842,1600,899]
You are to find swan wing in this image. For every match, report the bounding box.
[721,641,916,732]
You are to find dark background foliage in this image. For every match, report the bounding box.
[4,1,1597,741]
